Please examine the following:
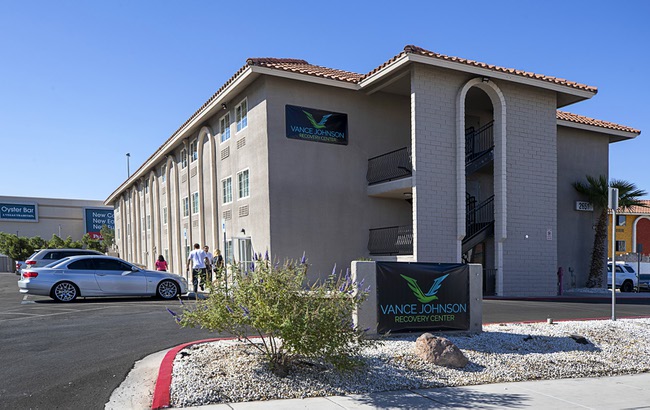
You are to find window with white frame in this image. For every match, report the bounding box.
[145,180,149,194]
[146,215,151,230]
[163,206,168,224]
[239,238,252,272]
[182,196,189,217]
[616,240,626,252]
[127,223,131,236]
[180,148,188,169]
[161,164,166,183]
[190,139,198,162]
[235,99,247,132]
[617,215,626,226]
[220,112,231,143]
[237,169,250,199]
[222,177,232,204]
[191,192,199,214]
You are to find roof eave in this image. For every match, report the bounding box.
[360,53,597,105]
[557,119,640,143]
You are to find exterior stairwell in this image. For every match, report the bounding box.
[462,195,494,254]
[465,121,494,175]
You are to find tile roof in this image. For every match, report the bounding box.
[557,111,640,134]
[619,200,650,214]
[363,45,598,94]
[246,58,362,83]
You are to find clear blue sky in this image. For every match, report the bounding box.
[2,1,648,200]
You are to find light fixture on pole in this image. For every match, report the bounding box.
[126,153,131,178]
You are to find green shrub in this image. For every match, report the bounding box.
[174,254,374,375]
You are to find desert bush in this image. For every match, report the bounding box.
[173,254,373,375]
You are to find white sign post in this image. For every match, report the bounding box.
[609,187,619,321]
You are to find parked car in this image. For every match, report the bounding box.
[18,255,188,302]
[15,261,25,275]
[639,273,650,291]
[24,248,103,271]
[607,262,638,292]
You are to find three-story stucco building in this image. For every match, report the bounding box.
[105,45,640,296]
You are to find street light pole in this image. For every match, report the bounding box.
[126,153,131,178]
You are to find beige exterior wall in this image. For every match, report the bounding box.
[0,195,109,242]
[557,126,609,289]
[265,76,411,279]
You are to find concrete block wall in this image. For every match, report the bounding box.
[499,82,558,296]
[411,65,469,263]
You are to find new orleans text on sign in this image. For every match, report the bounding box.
[0,203,38,221]
[285,105,348,145]
[376,262,470,334]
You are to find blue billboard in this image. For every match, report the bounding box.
[84,208,115,239]
[0,203,38,221]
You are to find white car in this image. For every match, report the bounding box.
[607,262,638,292]
[18,255,188,302]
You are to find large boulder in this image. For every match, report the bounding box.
[414,333,468,368]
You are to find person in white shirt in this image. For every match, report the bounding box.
[186,243,207,292]
[203,245,214,284]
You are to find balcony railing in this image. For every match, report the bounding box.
[466,195,495,240]
[466,121,494,164]
[367,147,412,185]
[368,225,413,255]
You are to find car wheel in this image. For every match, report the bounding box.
[157,280,179,300]
[621,280,634,293]
[51,281,78,302]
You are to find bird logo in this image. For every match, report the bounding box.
[303,110,332,129]
[400,273,449,303]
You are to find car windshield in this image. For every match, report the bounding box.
[47,257,72,268]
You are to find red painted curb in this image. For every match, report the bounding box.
[151,337,236,410]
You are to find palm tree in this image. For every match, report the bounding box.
[573,175,647,287]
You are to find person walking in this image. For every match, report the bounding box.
[155,255,168,272]
[186,243,207,293]
[214,249,224,282]
[203,245,214,284]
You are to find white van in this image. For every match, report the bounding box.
[607,262,638,292]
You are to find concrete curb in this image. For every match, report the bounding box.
[151,337,236,410]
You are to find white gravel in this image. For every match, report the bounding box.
[170,318,650,408]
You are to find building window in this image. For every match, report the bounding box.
[220,113,231,143]
[617,215,626,226]
[163,206,168,225]
[180,148,188,169]
[616,240,626,252]
[236,99,247,132]
[224,239,233,265]
[222,177,233,204]
[191,192,199,214]
[127,223,130,236]
[164,248,169,264]
[161,164,166,183]
[237,169,250,199]
[144,180,149,194]
[182,196,189,217]
[146,215,151,230]
[190,139,198,162]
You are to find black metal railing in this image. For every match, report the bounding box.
[367,147,412,185]
[466,195,494,239]
[466,121,494,164]
[368,225,413,255]
[483,268,497,296]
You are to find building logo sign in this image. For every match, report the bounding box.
[285,105,348,145]
[84,208,114,240]
[0,203,38,222]
[376,262,469,334]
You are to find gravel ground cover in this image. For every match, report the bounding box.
[170,318,650,408]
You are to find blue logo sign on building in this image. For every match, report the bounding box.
[285,105,348,145]
[0,203,38,222]
[84,208,114,239]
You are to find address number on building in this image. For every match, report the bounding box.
[575,201,594,211]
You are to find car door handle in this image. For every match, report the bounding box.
[96,274,107,276]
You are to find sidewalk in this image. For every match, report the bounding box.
[108,344,650,410]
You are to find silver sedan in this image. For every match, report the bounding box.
[18,255,188,302]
